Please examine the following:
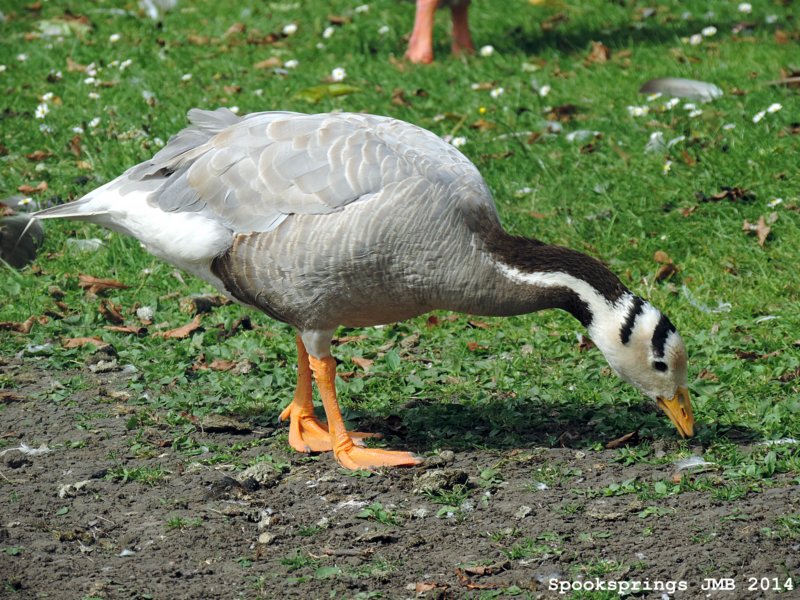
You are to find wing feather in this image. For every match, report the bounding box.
[123,109,490,234]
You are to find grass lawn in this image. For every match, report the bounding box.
[1,0,799,597]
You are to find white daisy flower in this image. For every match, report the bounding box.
[330,67,346,82]
[323,26,335,39]
[490,87,504,99]
[767,198,783,208]
[689,33,703,45]
[664,97,680,110]
[539,84,551,97]
[479,45,494,57]
[88,92,100,100]
[450,136,467,147]
[17,53,28,62]
[627,105,649,117]
[355,4,369,13]
[722,123,736,130]
[378,25,390,35]
[109,33,121,43]
[35,103,49,119]
[752,110,766,123]
[181,73,192,82]
[120,59,133,70]
[89,117,101,128]
[767,103,782,113]
[688,109,703,118]
[282,23,298,36]
[738,3,752,14]
[284,59,299,69]
[701,26,717,37]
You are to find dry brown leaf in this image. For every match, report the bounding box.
[742,215,772,247]
[25,150,52,161]
[699,186,755,203]
[223,85,241,95]
[78,274,129,296]
[253,57,282,69]
[154,315,203,339]
[546,103,578,122]
[224,22,246,37]
[98,299,125,324]
[69,134,82,157]
[415,582,448,594]
[470,118,496,132]
[698,369,719,382]
[541,12,568,31]
[655,263,679,282]
[653,250,672,264]
[391,88,411,107]
[0,316,40,334]
[334,334,369,345]
[586,41,611,64]
[105,324,147,335]
[466,341,487,352]
[0,391,23,404]
[605,430,639,449]
[210,359,238,371]
[328,14,350,25]
[186,34,210,45]
[352,356,374,372]
[63,336,111,350]
[468,320,490,329]
[17,181,48,195]
[66,56,87,72]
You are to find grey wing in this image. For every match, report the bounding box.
[120,109,493,233]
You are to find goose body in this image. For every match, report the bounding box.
[36,108,694,468]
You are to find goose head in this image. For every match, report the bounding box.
[590,295,694,437]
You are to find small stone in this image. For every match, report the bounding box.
[514,505,533,519]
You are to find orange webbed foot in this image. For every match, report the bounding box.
[334,443,422,470]
[279,402,383,453]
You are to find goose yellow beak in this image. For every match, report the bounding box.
[657,386,694,438]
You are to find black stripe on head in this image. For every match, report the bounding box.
[652,314,677,358]
[619,296,645,345]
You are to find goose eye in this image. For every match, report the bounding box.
[652,361,668,372]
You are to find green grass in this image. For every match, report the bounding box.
[1,0,799,496]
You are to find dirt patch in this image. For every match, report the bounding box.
[0,358,798,599]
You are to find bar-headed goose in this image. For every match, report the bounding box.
[34,108,694,469]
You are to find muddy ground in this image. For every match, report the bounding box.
[1,357,798,600]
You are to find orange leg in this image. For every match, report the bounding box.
[279,334,332,453]
[450,0,474,56]
[309,355,421,469]
[405,0,439,64]
[279,335,382,454]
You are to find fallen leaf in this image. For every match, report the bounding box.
[69,134,82,157]
[179,294,228,314]
[541,12,568,31]
[328,14,350,25]
[586,41,612,64]
[698,369,719,382]
[0,316,46,334]
[778,367,800,383]
[63,336,111,350]
[209,359,238,371]
[577,335,595,352]
[470,118,496,132]
[154,315,203,339]
[25,150,52,161]
[546,103,578,122]
[415,582,448,594]
[655,263,679,282]
[466,341,487,352]
[653,250,672,264]
[98,299,125,324]
[352,356,374,372]
[333,334,369,345]
[742,215,773,247]
[605,430,639,449]
[0,391,23,404]
[468,320,490,329]
[698,186,755,203]
[224,22,246,37]
[253,57,282,70]
[199,414,251,433]
[105,324,147,336]
[78,274,129,296]
[66,56,87,72]
[391,88,411,107]
[17,182,48,195]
